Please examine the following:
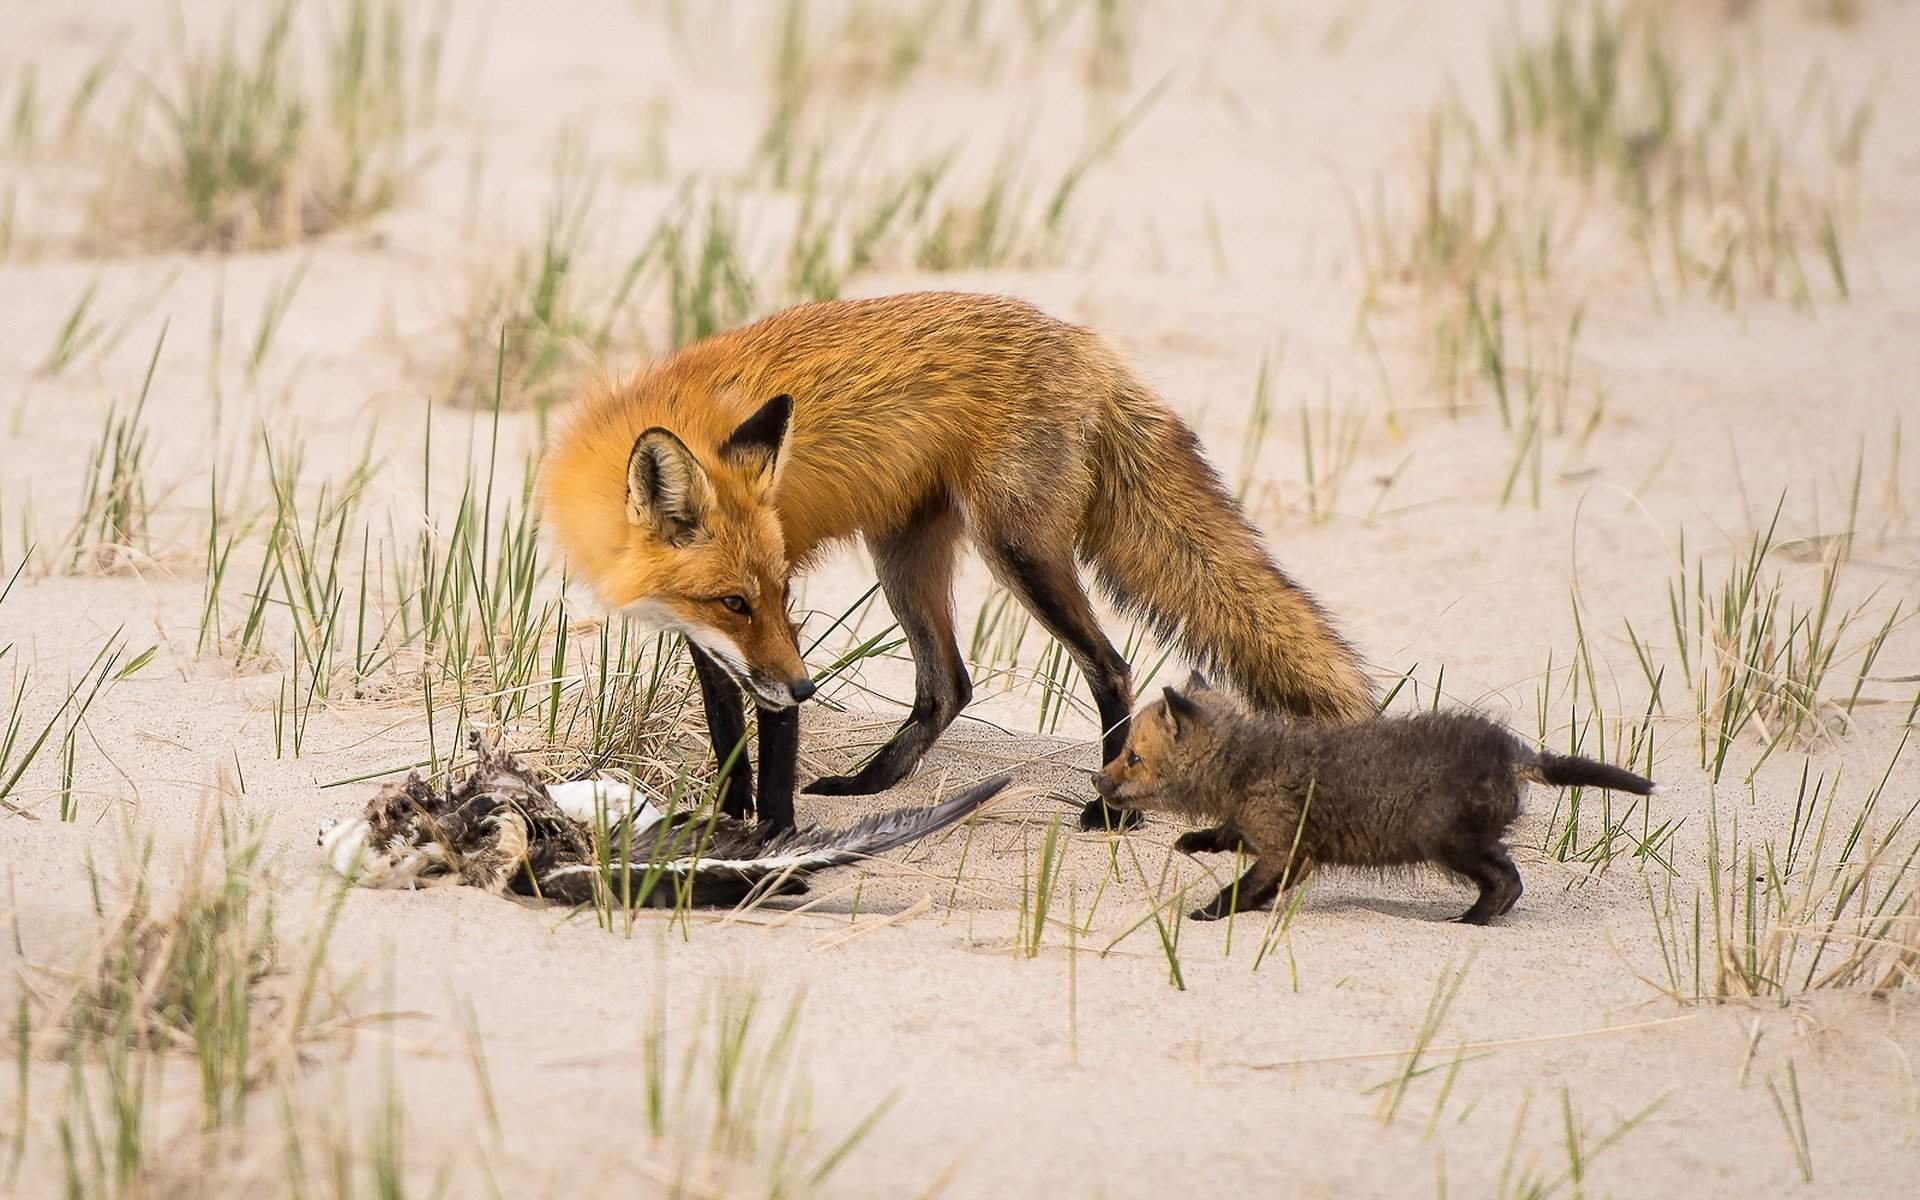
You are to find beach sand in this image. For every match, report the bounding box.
[3,1,1918,1195]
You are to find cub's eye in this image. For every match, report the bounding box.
[719,595,751,616]
[1126,751,1141,767]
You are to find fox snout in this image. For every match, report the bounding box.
[749,671,817,708]
[1093,771,1120,800]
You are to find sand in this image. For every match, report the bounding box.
[3,1,1919,1196]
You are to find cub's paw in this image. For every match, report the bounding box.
[1174,828,1241,856]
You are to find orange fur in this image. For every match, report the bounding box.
[541,292,1373,803]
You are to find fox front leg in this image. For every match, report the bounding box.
[754,703,799,834]
[689,642,755,819]
[1190,855,1297,921]
[689,641,799,834]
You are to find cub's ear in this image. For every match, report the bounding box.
[626,429,713,545]
[719,393,793,487]
[1184,670,1212,692]
[1161,686,1203,737]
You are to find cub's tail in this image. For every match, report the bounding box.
[1080,381,1376,723]
[1519,749,1656,795]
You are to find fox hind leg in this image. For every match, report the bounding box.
[804,494,972,797]
[1445,840,1523,925]
[982,536,1136,831]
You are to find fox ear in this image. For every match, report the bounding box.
[1184,670,1211,692]
[1161,686,1203,737]
[626,429,712,545]
[720,394,793,488]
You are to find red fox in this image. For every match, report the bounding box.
[540,292,1373,832]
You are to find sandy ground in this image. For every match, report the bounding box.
[4,1,1920,1196]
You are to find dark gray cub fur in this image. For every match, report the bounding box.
[1095,676,1655,924]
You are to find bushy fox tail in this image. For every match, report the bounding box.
[1080,384,1376,722]
[1518,750,1656,795]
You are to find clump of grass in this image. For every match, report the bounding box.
[914,75,1170,272]
[1,561,133,819]
[4,48,118,158]
[1647,490,1900,782]
[266,391,714,797]
[37,792,351,1135]
[247,256,310,381]
[1016,815,1066,958]
[783,148,954,302]
[754,0,958,187]
[99,0,445,250]
[1493,1,1865,309]
[447,146,611,410]
[657,196,759,350]
[1368,953,1473,1126]
[38,271,181,380]
[1296,382,1365,524]
[65,327,164,573]
[1530,640,1676,874]
[1642,735,1920,1003]
[1490,1088,1666,1198]
[450,175,763,410]
[638,980,899,1195]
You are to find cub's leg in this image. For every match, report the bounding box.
[1191,854,1303,921]
[1443,841,1523,925]
[1175,825,1247,856]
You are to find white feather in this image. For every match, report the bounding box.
[546,777,668,838]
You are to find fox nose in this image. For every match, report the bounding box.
[789,677,816,702]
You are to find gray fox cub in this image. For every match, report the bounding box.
[1095,675,1655,924]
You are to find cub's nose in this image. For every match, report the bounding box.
[789,677,817,702]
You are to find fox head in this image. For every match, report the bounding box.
[542,392,815,709]
[1095,672,1223,812]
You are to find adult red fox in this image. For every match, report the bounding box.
[540,292,1372,832]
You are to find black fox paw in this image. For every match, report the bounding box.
[803,772,886,797]
[1078,799,1142,833]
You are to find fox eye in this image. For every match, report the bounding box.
[719,595,751,616]
[1126,751,1141,767]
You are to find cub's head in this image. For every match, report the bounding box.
[542,391,815,708]
[1095,672,1224,812]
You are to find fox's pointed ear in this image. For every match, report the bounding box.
[1161,686,1203,737]
[720,393,793,488]
[626,429,712,545]
[1184,670,1211,692]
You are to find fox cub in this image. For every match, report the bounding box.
[1096,675,1656,924]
